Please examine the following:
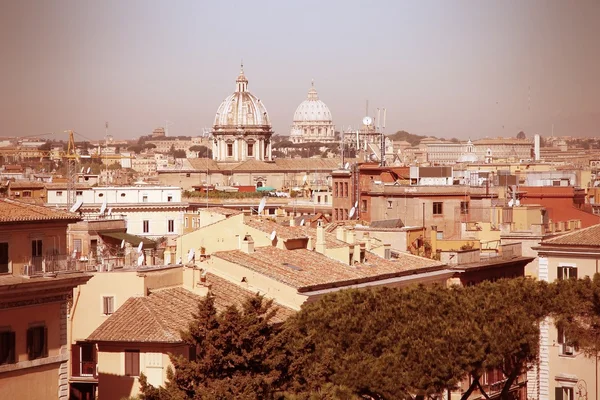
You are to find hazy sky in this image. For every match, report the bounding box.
[1,0,599,141]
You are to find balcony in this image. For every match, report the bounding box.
[21,255,76,276]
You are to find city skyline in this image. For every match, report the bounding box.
[1,0,599,141]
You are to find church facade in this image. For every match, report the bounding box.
[290,81,335,144]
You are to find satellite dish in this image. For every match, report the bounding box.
[72,250,77,258]
[270,230,277,241]
[120,239,125,249]
[508,199,514,207]
[258,197,267,214]
[69,199,84,213]
[302,175,308,183]
[81,167,85,173]
[354,201,358,208]
[187,248,195,263]
[107,207,112,216]
[300,219,305,226]
[349,207,356,218]
[177,257,182,265]
[137,241,144,253]
[363,116,373,126]
[48,176,53,183]
[344,162,350,169]
[515,199,521,207]
[137,253,145,266]
[86,167,91,174]
[99,199,107,215]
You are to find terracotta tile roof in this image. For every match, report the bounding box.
[229,160,281,171]
[296,226,347,249]
[212,246,443,292]
[202,207,242,217]
[187,158,220,171]
[87,281,294,343]
[87,287,200,343]
[0,198,81,223]
[543,224,600,247]
[244,218,308,241]
[45,183,92,190]
[8,181,45,189]
[204,273,294,323]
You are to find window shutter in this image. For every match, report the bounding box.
[8,332,15,364]
[572,267,578,279]
[557,267,563,280]
[42,326,48,357]
[557,325,564,344]
[71,344,81,376]
[26,328,33,360]
[555,388,564,400]
[133,351,140,376]
[125,352,132,375]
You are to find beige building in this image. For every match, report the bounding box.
[0,199,91,400]
[529,224,600,400]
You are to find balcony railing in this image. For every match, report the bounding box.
[22,255,76,276]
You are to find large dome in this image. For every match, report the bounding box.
[213,68,271,128]
[292,82,333,123]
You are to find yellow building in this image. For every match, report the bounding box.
[0,199,91,400]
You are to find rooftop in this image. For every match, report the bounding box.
[542,223,600,247]
[0,198,81,223]
[212,246,443,292]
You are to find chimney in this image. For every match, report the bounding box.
[290,218,296,227]
[363,232,372,251]
[316,221,326,254]
[241,234,254,254]
[346,229,355,245]
[430,225,438,254]
[336,226,346,242]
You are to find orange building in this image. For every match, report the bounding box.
[0,199,91,400]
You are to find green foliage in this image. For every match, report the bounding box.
[141,294,281,400]
[387,130,430,146]
[189,145,212,158]
[516,131,526,139]
[172,149,187,158]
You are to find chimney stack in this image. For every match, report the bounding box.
[290,218,296,227]
[430,225,438,254]
[336,226,346,242]
[316,221,326,254]
[241,234,254,254]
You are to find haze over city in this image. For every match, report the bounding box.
[1,0,599,140]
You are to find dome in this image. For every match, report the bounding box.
[213,67,271,128]
[292,81,333,123]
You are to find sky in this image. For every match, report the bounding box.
[1,0,599,142]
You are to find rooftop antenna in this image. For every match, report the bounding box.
[380,108,386,167]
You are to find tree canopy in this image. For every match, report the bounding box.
[140,278,554,400]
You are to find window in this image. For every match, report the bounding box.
[227,143,233,157]
[433,202,443,215]
[73,239,82,253]
[103,296,114,315]
[167,196,173,202]
[334,182,338,197]
[557,325,578,356]
[555,387,574,400]
[27,325,48,360]
[247,143,253,157]
[460,201,469,215]
[98,193,104,197]
[168,220,175,233]
[125,350,140,376]
[23,191,31,198]
[184,218,188,228]
[361,199,367,213]
[76,191,83,196]
[142,195,148,203]
[185,173,191,178]
[557,266,577,280]
[120,193,126,198]
[0,242,9,274]
[0,330,16,365]
[32,239,43,257]
[387,200,393,209]
[56,191,63,197]
[143,220,150,233]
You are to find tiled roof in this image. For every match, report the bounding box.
[87,281,294,343]
[244,218,308,241]
[274,158,345,170]
[0,199,81,223]
[543,224,600,247]
[205,273,294,323]
[212,246,443,292]
[202,207,243,217]
[45,183,92,190]
[230,160,281,171]
[87,287,200,343]
[188,158,220,171]
[8,181,45,189]
[370,219,405,229]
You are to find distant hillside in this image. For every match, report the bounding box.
[388,131,450,146]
